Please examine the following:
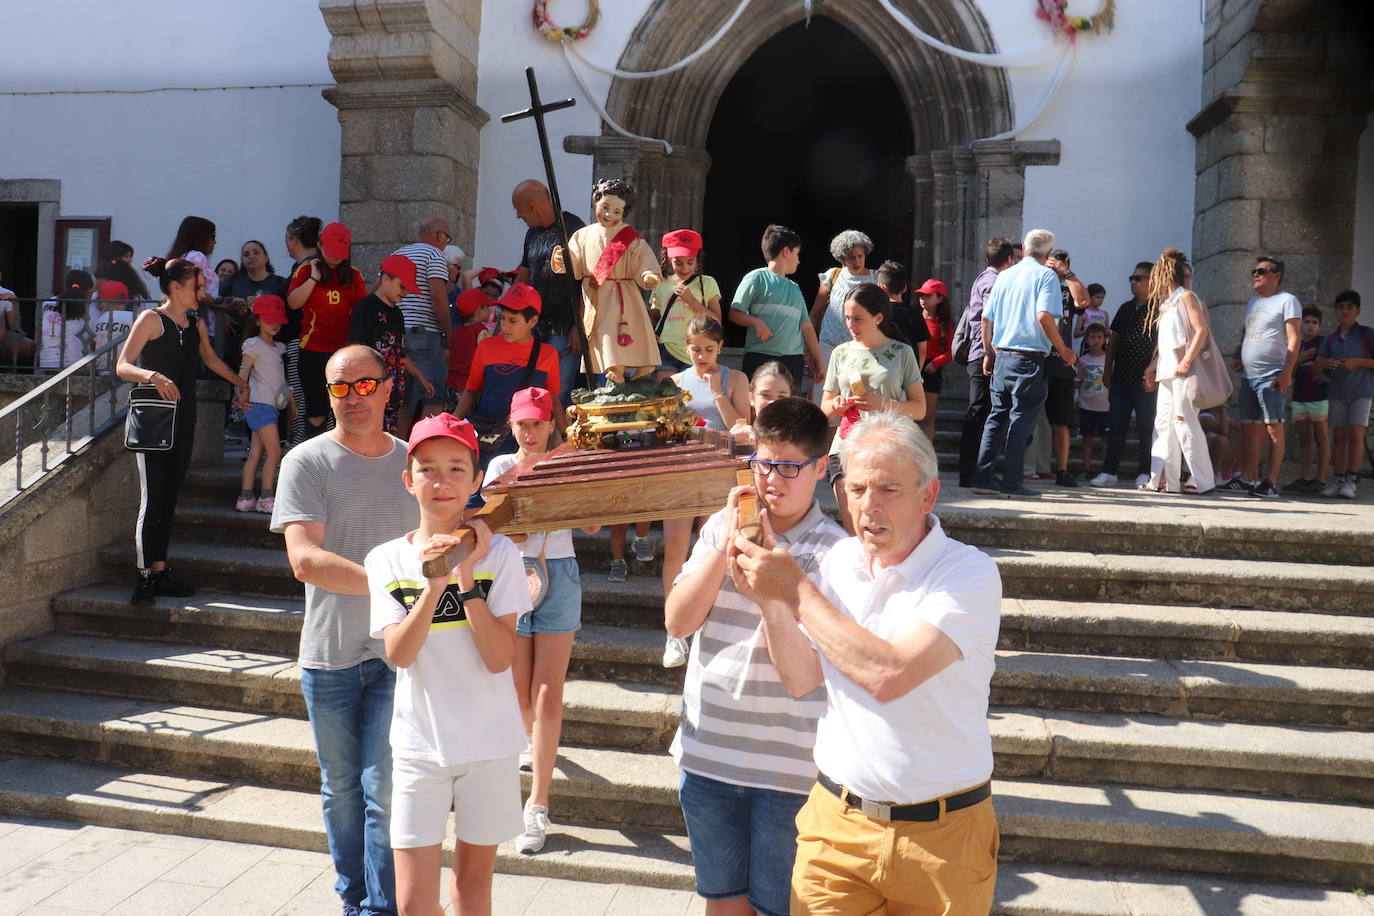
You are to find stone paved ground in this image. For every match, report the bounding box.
[0,816,704,916]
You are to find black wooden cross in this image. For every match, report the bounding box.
[502,67,593,384]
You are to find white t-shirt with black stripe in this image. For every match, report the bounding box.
[392,242,450,332]
[670,501,847,795]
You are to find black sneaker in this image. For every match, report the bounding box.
[1219,477,1252,493]
[1055,469,1078,488]
[1250,479,1280,499]
[152,568,196,598]
[130,572,157,606]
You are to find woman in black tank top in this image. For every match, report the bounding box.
[116,258,246,605]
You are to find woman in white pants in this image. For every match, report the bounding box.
[1145,248,1215,494]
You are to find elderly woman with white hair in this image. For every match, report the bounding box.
[810,229,877,401]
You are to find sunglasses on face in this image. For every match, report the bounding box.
[747,454,822,479]
[326,377,384,398]
[1129,276,1146,282]
[1252,268,1277,277]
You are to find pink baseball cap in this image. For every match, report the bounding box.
[319,222,352,260]
[251,294,288,324]
[509,387,554,423]
[915,278,947,297]
[662,229,702,258]
[407,412,480,461]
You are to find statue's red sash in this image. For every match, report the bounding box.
[591,225,640,286]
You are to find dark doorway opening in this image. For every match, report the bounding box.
[702,15,914,341]
[0,204,40,331]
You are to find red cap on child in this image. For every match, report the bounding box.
[498,283,541,315]
[251,294,288,325]
[477,267,502,285]
[509,387,554,423]
[915,279,947,297]
[379,254,421,295]
[97,280,129,300]
[661,229,702,258]
[454,288,490,318]
[407,412,480,461]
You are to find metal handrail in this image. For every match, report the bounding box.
[0,333,129,498]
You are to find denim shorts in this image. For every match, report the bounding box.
[516,556,582,636]
[1328,396,1372,429]
[1292,399,1328,420]
[678,770,808,916]
[1238,371,1286,424]
[244,402,280,431]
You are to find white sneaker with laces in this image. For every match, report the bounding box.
[1338,479,1358,499]
[518,739,533,772]
[517,803,549,854]
[1322,480,1344,497]
[1088,473,1117,488]
[663,635,689,668]
[1134,473,1151,489]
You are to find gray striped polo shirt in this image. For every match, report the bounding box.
[271,434,419,670]
[670,501,848,794]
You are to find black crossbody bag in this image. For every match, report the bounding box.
[125,384,178,452]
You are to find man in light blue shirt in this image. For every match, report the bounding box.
[970,229,1078,497]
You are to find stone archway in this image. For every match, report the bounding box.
[568,0,1060,302]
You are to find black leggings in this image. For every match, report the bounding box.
[299,347,332,421]
[135,418,195,568]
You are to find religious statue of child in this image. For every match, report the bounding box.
[551,178,662,383]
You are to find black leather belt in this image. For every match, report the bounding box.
[818,772,991,822]
[995,347,1045,357]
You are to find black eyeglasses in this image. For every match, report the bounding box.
[1128,275,1146,282]
[747,454,822,479]
[1252,268,1276,277]
[326,377,384,398]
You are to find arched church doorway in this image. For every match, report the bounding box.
[701,16,914,313]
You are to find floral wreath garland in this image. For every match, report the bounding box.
[532,0,600,44]
[1036,0,1115,42]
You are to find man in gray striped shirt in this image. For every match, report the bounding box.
[666,398,846,916]
[392,218,454,432]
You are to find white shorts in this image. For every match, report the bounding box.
[390,754,523,849]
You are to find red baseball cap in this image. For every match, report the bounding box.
[498,282,541,315]
[454,288,490,318]
[319,222,352,260]
[915,278,947,297]
[477,267,502,285]
[379,253,421,295]
[509,386,554,423]
[97,280,128,300]
[251,294,288,324]
[662,229,702,258]
[407,412,480,461]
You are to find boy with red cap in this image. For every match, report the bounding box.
[454,282,562,469]
[446,288,495,405]
[349,253,436,437]
[651,229,722,376]
[365,413,530,914]
[237,295,294,513]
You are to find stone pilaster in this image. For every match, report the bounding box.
[565,136,712,251]
[319,0,488,275]
[1189,0,1372,353]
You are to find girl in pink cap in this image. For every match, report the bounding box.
[236,295,294,513]
[651,228,722,377]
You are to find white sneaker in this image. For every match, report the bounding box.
[516,803,549,854]
[1322,480,1344,497]
[1338,479,1358,499]
[518,739,533,772]
[1134,473,1151,489]
[1088,473,1117,488]
[663,635,689,668]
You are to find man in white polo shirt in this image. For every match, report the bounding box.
[731,410,1002,914]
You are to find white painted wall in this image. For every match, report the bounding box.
[472,0,1205,310]
[1353,114,1374,301]
[0,0,338,294]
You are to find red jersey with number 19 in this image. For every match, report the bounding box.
[290,262,368,353]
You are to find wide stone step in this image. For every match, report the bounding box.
[3,752,1371,888]
[3,686,1373,809]
[12,633,1374,730]
[0,754,696,890]
[52,586,1374,673]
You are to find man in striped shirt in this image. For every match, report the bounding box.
[392,218,454,432]
[666,397,846,916]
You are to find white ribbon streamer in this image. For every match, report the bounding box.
[568,0,754,80]
[562,43,673,154]
[974,41,1075,143]
[875,0,1067,68]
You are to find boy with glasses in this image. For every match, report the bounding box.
[665,398,846,916]
[1234,256,1301,498]
[1090,263,1158,488]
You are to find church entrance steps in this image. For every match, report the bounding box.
[4,748,1373,890]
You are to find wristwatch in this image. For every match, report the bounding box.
[455,585,486,604]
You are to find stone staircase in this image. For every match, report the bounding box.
[2,432,1374,913]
